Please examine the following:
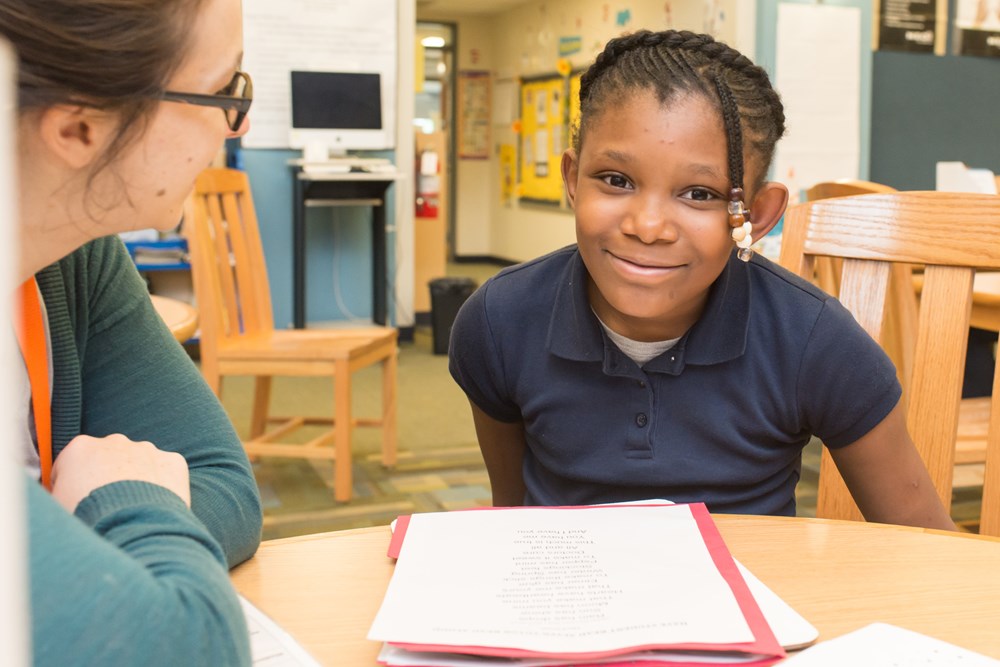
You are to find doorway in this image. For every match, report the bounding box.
[413,21,456,315]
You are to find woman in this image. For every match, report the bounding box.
[3,0,262,663]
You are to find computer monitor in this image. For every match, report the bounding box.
[288,70,392,160]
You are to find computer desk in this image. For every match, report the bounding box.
[290,164,403,328]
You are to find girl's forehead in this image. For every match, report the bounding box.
[583,91,723,143]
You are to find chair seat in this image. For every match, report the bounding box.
[957,397,991,465]
[217,328,397,363]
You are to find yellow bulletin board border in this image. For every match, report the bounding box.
[518,73,570,207]
[568,69,585,156]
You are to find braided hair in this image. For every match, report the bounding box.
[575,30,785,194]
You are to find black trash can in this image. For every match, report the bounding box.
[429,277,477,355]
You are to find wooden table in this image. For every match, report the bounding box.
[150,294,198,342]
[970,272,1000,332]
[230,515,1000,664]
[913,271,1000,332]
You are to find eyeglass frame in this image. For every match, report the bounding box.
[160,70,253,131]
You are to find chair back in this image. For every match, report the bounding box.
[804,178,897,202]
[184,168,275,364]
[780,191,1000,535]
[795,180,918,389]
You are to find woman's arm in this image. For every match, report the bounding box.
[469,402,527,507]
[829,401,957,531]
[78,237,262,567]
[28,478,251,666]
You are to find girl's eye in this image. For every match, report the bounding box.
[600,173,633,190]
[682,188,717,201]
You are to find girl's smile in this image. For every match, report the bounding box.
[606,251,685,277]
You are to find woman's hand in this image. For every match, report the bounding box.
[50,434,191,513]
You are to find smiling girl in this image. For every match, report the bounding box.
[449,30,954,531]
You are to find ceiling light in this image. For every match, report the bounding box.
[421,36,446,48]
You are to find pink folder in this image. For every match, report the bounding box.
[381,503,785,667]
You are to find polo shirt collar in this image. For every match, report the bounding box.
[546,248,751,370]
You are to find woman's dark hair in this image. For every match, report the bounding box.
[575,29,786,193]
[0,0,205,170]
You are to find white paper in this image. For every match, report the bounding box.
[368,505,755,654]
[936,161,998,194]
[535,129,549,162]
[772,4,861,203]
[780,623,1000,666]
[241,596,322,666]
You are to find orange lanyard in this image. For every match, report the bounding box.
[15,277,52,489]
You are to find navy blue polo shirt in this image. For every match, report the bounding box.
[449,246,901,516]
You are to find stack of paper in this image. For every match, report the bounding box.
[369,503,813,666]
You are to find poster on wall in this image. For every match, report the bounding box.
[875,0,944,54]
[457,71,491,159]
[953,0,1000,56]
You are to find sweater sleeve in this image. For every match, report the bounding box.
[76,237,262,567]
[27,478,251,667]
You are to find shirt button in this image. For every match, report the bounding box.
[635,413,648,427]
[638,380,646,388]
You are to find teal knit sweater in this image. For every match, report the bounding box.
[36,235,262,565]
[27,479,252,666]
[25,236,263,665]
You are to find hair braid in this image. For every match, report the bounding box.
[574,29,786,191]
[713,74,745,193]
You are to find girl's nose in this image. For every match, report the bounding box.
[622,201,679,244]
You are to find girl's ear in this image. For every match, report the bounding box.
[561,149,579,209]
[36,105,116,170]
[748,181,789,238]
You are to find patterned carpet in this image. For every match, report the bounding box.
[254,445,492,540]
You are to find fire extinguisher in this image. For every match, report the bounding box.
[415,148,440,218]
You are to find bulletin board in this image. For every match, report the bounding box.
[518,75,568,206]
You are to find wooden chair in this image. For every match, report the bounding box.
[799,181,995,515]
[779,191,1000,536]
[184,168,398,502]
[801,180,917,390]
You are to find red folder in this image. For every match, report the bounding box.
[379,503,785,666]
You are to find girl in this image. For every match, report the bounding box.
[3,0,261,662]
[450,30,955,531]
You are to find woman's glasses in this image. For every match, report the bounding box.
[160,70,253,131]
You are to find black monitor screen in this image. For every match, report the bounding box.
[290,71,382,130]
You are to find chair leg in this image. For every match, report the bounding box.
[381,350,398,468]
[333,361,352,502]
[250,376,272,439]
[202,359,222,397]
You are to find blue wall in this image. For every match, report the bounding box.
[241,149,398,328]
[870,51,1000,190]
